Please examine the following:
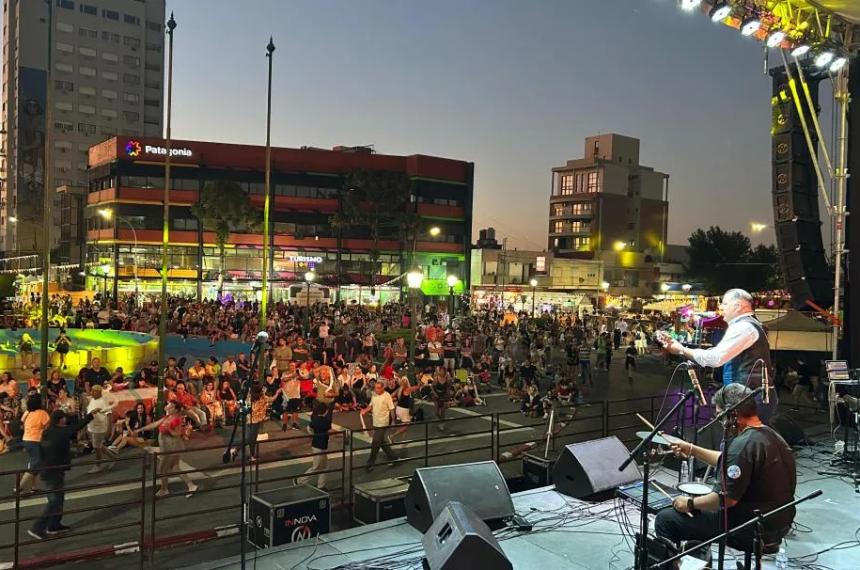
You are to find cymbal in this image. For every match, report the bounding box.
[635,431,684,447]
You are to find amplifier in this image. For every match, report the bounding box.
[248,485,330,548]
[523,452,556,487]
[353,478,410,525]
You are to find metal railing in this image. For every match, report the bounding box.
[0,393,753,568]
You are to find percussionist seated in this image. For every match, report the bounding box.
[655,384,796,561]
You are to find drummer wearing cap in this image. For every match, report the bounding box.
[655,384,796,557]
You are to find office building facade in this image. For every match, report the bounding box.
[1,0,165,257]
[85,137,474,302]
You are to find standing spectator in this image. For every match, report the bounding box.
[18,332,35,369]
[296,402,332,489]
[442,333,458,373]
[53,329,71,370]
[361,381,398,471]
[280,366,302,430]
[273,338,292,371]
[18,396,50,494]
[133,402,198,498]
[244,384,268,462]
[27,407,101,540]
[83,358,110,393]
[431,369,453,432]
[624,341,637,382]
[579,342,593,386]
[86,386,117,473]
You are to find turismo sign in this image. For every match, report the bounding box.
[125,139,193,159]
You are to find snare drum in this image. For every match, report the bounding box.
[678,482,712,496]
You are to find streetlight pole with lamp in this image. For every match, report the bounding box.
[529,278,538,317]
[99,208,139,306]
[304,271,315,336]
[446,274,458,318]
[407,269,424,370]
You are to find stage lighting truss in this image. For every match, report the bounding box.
[687,2,858,58]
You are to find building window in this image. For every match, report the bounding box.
[101,109,117,119]
[123,92,139,103]
[80,4,96,15]
[145,43,162,53]
[102,89,117,99]
[144,63,161,72]
[552,204,564,217]
[552,221,565,233]
[144,80,161,89]
[571,202,592,215]
[56,42,74,53]
[123,111,140,122]
[78,46,97,57]
[123,36,141,48]
[56,0,74,9]
[102,71,118,81]
[573,237,590,251]
[77,122,96,135]
[55,62,73,73]
[122,55,140,66]
[54,79,74,93]
[559,174,574,195]
[123,14,140,25]
[144,98,159,108]
[79,66,96,77]
[102,51,119,62]
[570,221,589,233]
[123,73,140,85]
[56,21,74,33]
[55,121,74,133]
[146,20,162,32]
[79,27,97,39]
[587,171,599,192]
[78,104,95,115]
[55,101,74,112]
[102,9,119,20]
[78,85,96,96]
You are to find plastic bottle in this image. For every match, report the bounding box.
[680,460,690,484]
[775,547,788,569]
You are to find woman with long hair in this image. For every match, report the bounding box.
[132,401,198,498]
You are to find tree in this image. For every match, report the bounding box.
[334,170,413,292]
[192,180,261,297]
[685,226,780,294]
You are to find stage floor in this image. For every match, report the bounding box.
[187,440,859,570]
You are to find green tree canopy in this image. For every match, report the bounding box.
[685,226,781,294]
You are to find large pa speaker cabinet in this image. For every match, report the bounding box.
[405,461,514,533]
[422,501,513,570]
[770,65,832,310]
[552,436,641,499]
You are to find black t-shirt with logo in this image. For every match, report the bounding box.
[720,425,796,534]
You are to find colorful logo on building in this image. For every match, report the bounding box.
[126,140,142,158]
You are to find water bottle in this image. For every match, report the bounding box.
[775,547,788,569]
[680,460,690,484]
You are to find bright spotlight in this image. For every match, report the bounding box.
[830,57,848,73]
[814,51,834,67]
[709,4,732,22]
[660,282,671,292]
[766,30,786,48]
[790,44,811,57]
[680,0,702,11]
[741,18,761,37]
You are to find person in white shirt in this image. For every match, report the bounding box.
[86,386,117,473]
[360,381,398,470]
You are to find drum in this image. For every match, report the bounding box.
[678,482,712,496]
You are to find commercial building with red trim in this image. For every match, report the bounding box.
[85,136,474,301]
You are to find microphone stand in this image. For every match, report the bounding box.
[650,489,822,569]
[222,337,266,570]
[620,388,697,570]
[696,386,762,569]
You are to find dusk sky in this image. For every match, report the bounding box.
[167,0,836,250]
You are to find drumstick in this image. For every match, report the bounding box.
[636,413,656,430]
[651,480,693,518]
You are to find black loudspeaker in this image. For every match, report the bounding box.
[770,65,832,310]
[771,414,807,446]
[422,501,513,570]
[405,461,514,533]
[552,436,641,499]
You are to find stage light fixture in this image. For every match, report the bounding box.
[680,0,702,11]
[766,30,786,48]
[790,44,811,57]
[814,51,834,67]
[740,17,761,37]
[829,56,848,73]
[709,3,732,22]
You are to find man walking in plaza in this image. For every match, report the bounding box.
[361,381,398,471]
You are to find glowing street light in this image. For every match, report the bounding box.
[529,278,538,316]
[446,274,459,316]
[429,226,441,237]
[8,216,17,223]
[750,222,767,233]
[406,268,425,366]
[660,282,671,293]
[98,207,113,219]
[680,0,702,11]
[303,271,315,335]
[613,241,627,252]
[601,281,610,291]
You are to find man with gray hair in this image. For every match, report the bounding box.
[660,288,777,423]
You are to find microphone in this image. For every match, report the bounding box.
[763,365,770,404]
[687,367,707,407]
[252,330,269,350]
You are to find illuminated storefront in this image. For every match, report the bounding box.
[85,137,474,301]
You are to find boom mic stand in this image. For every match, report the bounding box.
[697,386,763,570]
[620,388,697,570]
[651,489,822,570]
[222,331,268,570]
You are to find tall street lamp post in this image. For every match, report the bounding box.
[100,208,139,306]
[407,269,424,370]
[529,278,538,317]
[158,12,177,392]
[446,274,458,318]
[304,271,315,336]
[261,37,275,333]
[39,0,55,385]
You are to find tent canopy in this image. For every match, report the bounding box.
[766,309,829,332]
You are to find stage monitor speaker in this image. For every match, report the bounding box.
[552,436,641,499]
[405,461,514,533]
[422,501,513,570]
[770,414,807,446]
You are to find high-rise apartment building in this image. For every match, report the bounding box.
[1,0,165,258]
[548,134,670,295]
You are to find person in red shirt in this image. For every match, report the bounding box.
[170,382,206,427]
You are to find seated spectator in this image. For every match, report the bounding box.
[218,380,238,425]
[200,379,224,429]
[108,403,152,452]
[334,384,357,412]
[521,384,542,417]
